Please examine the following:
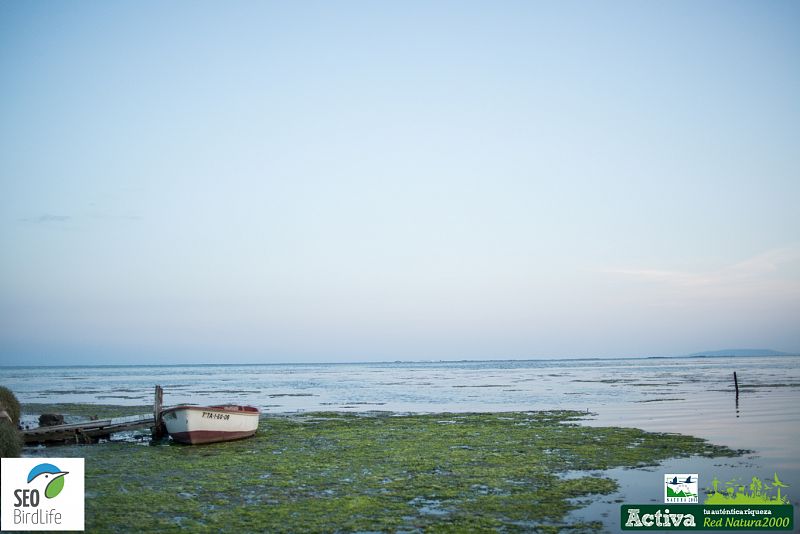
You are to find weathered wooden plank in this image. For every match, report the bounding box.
[22,416,155,444]
[23,419,114,435]
[22,385,163,444]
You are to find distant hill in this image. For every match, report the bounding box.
[687,349,792,357]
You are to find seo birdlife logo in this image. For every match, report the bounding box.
[27,463,69,499]
[1,458,84,531]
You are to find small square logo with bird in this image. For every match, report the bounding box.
[0,457,84,531]
[665,473,699,503]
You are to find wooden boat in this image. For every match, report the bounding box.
[161,404,260,444]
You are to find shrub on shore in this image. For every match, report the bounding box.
[0,386,23,457]
[0,418,23,457]
[0,386,21,426]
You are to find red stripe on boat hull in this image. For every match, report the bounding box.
[169,429,257,445]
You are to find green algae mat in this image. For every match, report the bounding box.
[24,409,739,532]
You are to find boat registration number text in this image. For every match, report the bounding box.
[202,412,230,420]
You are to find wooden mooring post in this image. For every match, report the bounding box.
[733,371,739,397]
[152,385,166,440]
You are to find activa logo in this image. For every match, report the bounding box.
[625,508,697,528]
[0,457,84,531]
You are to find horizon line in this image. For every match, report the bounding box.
[1,352,797,369]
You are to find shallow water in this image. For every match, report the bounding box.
[4,356,797,413]
[3,355,798,527]
[570,363,800,530]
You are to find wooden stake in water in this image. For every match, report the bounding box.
[152,385,165,440]
[733,372,739,397]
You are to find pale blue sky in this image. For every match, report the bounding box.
[1,1,798,364]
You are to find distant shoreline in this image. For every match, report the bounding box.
[1,351,798,369]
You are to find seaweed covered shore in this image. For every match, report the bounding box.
[22,405,740,532]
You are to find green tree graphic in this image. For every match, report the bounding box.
[704,473,790,504]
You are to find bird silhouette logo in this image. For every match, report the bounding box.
[665,473,699,502]
[27,463,69,499]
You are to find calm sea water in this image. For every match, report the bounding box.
[2,356,798,529]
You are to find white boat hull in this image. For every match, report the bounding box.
[161,405,260,444]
